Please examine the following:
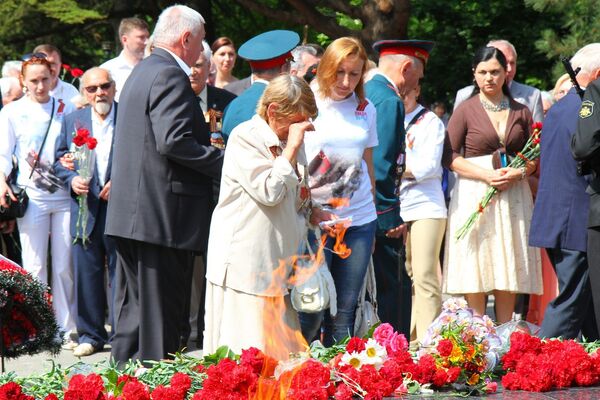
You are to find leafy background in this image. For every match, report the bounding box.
[0,0,596,107]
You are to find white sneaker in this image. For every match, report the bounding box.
[61,339,78,351]
[73,343,97,357]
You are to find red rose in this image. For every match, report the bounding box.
[436,339,454,357]
[346,336,366,353]
[532,122,543,131]
[62,64,71,71]
[86,137,98,150]
[71,68,84,78]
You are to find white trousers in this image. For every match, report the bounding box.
[18,197,76,335]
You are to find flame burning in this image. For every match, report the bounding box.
[252,204,353,399]
[328,197,350,209]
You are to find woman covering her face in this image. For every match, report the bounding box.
[442,46,542,322]
[299,37,379,346]
[203,75,332,357]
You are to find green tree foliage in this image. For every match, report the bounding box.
[409,0,563,107]
[525,0,600,79]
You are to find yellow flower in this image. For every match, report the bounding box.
[449,344,463,363]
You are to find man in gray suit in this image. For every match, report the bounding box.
[105,5,223,364]
[454,39,544,122]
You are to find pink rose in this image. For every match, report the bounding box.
[387,333,409,354]
[373,323,395,346]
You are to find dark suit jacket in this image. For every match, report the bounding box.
[530,89,589,251]
[54,105,117,238]
[206,85,236,112]
[223,76,251,96]
[105,48,224,252]
[573,78,600,228]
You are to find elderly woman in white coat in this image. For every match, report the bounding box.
[203,75,332,358]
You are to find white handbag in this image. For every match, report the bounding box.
[291,237,337,316]
[354,257,380,337]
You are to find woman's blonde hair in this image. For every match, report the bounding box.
[257,75,318,121]
[316,37,368,101]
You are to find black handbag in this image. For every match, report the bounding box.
[0,98,55,221]
[0,178,28,221]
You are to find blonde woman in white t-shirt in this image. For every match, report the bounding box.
[300,37,378,346]
[0,55,76,345]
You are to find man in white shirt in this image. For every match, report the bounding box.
[100,18,150,102]
[454,39,544,122]
[33,44,81,107]
[54,67,118,357]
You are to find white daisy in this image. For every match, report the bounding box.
[363,338,387,367]
[341,351,364,369]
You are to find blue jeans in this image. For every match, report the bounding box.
[299,219,377,346]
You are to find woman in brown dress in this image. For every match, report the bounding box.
[442,46,542,323]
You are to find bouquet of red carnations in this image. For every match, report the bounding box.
[71,127,97,245]
[502,331,600,392]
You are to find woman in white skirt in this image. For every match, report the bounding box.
[203,75,332,358]
[443,46,542,323]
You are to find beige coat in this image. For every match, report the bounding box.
[205,115,308,297]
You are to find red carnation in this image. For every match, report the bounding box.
[86,137,98,150]
[346,336,366,353]
[121,380,150,400]
[446,366,461,383]
[0,382,34,400]
[170,372,192,398]
[64,373,106,400]
[77,128,90,138]
[432,368,449,387]
[71,68,84,78]
[240,347,277,376]
[62,64,71,71]
[436,339,453,357]
[72,134,86,147]
[532,122,543,131]
[333,384,353,400]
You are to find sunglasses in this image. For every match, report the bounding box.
[21,52,47,62]
[84,82,113,93]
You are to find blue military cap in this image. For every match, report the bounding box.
[373,40,435,64]
[238,30,300,69]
